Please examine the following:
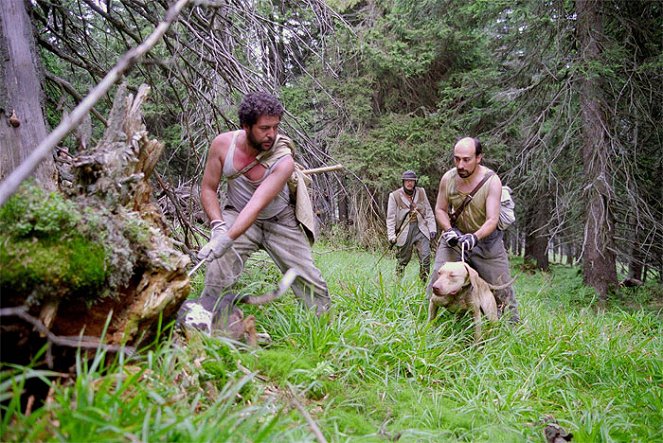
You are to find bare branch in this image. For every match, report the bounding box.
[0,0,193,206]
[0,306,135,356]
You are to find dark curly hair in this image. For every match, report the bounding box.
[238,92,284,127]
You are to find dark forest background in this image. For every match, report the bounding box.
[2,0,662,302]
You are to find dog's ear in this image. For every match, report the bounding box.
[463,262,496,317]
[463,262,480,287]
[464,263,499,320]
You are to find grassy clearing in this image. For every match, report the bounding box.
[2,241,661,442]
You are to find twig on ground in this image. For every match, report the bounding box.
[0,306,135,356]
[287,383,327,443]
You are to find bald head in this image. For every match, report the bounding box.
[454,137,482,156]
[453,137,483,179]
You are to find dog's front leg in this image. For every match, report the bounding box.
[472,307,483,343]
[428,301,439,322]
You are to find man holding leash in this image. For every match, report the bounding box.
[430,137,520,323]
[386,170,437,283]
[191,91,330,315]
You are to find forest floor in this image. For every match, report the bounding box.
[2,238,661,442]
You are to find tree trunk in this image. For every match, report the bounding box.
[338,176,349,226]
[576,0,618,302]
[628,224,644,281]
[0,0,56,189]
[564,237,575,266]
[523,193,550,271]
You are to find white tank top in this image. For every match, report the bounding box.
[222,131,290,219]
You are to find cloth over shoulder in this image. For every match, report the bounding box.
[257,134,317,245]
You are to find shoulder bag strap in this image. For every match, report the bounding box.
[449,172,495,226]
[394,189,416,237]
[227,134,293,180]
[227,150,271,180]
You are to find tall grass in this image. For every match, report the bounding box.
[2,242,661,442]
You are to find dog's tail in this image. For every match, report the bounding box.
[487,274,518,291]
[236,268,301,305]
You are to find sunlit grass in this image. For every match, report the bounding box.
[1,241,661,442]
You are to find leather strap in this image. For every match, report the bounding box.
[394,188,416,239]
[449,172,494,226]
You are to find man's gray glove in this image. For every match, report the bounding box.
[458,233,478,251]
[442,228,462,247]
[210,219,226,235]
[198,219,234,261]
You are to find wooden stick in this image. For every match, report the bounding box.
[300,164,344,175]
[287,383,327,443]
[0,306,135,356]
[0,0,193,206]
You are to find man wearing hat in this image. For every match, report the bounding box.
[386,171,437,282]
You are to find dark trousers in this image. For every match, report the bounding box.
[396,222,431,283]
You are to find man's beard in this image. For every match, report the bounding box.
[247,130,274,152]
[457,167,474,178]
[403,185,415,195]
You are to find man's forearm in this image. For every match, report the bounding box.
[474,218,498,240]
[201,188,222,222]
[436,209,452,231]
[226,208,259,240]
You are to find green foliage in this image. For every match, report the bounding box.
[199,340,242,389]
[248,349,334,400]
[1,245,662,441]
[334,113,454,194]
[364,16,449,78]
[325,0,364,13]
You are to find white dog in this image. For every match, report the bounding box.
[429,261,512,342]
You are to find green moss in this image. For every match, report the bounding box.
[200,360,229,388]
[0,181,81,239]
[0,183,108,302]
[195,340,257,396]
[123,216,152,247]
[0,234,107,301]
[208,340,239,367]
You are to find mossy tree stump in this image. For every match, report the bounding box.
[0,84,190,370]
